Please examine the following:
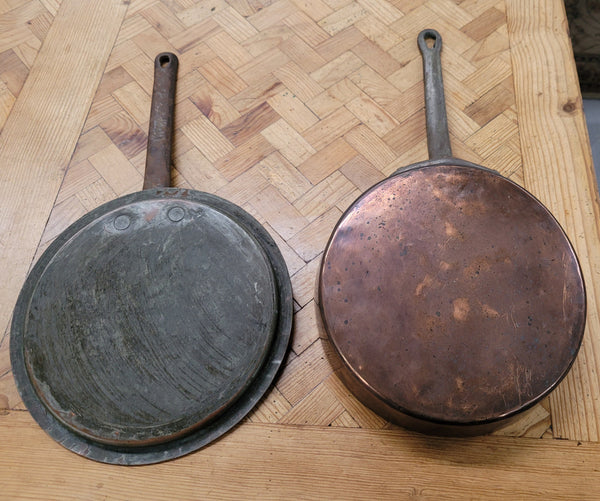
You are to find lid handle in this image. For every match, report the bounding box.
[143,52,179,190]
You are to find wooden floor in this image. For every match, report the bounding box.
[1,0,600,497]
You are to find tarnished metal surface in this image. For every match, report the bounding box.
[10,53,293,464]
[23,194,277,446]
[143,53,177,190]
[318,30,586,435]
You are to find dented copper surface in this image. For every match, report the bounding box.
[319,164,585,431]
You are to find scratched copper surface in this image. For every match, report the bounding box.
[319,164,585,426]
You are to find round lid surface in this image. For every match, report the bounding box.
[17,190,279,446]
[319,164,585,424]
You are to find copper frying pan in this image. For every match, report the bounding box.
[318,30,586,435]
[11,53,293,464]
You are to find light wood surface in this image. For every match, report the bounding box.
[2,410,600,500]
[1,0,599,497]
[507,0,600,442]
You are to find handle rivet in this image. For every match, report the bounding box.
[168,206,185,222]
[114,214,131,230]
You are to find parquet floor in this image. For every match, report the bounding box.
[0,0,561,438]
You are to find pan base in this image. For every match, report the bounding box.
[319,164,585,431]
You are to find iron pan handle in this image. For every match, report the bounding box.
[143,53,178,190]
[418,29,453,160]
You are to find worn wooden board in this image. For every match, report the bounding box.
[0,0,128,401]
[1,410,600,500]
[1,0,600,496]
[507,0,600,441]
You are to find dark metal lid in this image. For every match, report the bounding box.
[319,163,586,427]
[11,188,292,464]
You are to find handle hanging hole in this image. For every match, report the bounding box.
[159,54,171,67]
[418,29,442,54]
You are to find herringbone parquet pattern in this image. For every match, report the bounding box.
[0,0,551,437]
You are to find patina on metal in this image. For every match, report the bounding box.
[318,30,586,435]
[10,53,293,464]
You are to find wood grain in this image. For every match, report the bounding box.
[0,0,128,387]
[1,0,600,494]
[506,0,600,441]
[1,410,600,500]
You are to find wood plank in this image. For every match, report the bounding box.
[506,0,600,441]
[267,87,319,132]
[249,185,309,240]
[278,378,346,425]
[181,114,235,162]
[306,77,361,118]
[289,299,321,355]
[88,143,142,196]
[304,105,360,149]
[462,7,505,42]
[276,338,339,405]
[0,0,128,381]
[346,94,398,137]
[293,170,357,220]
[214,133,275,180]
[464,76,515,127]
[273,61,324,101]
[200,57,248,98]
[261,118,317,166]
[318,2,368,36]
[348,63,401,106]
[298,136,357,184]
[283,11,331,47]
[247,386,293,423]
[310,50,363,87]
[221,101,281,146]
[37,195,88,249]
[354,14,401,52]
[344,123,397,169]
[255,151,312,202]
[188,81,241,128]
[205,30,253,69]
[2,410,600,499]
[288,206,342,261]
[324,372,388,428]
[290,255,322,307]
